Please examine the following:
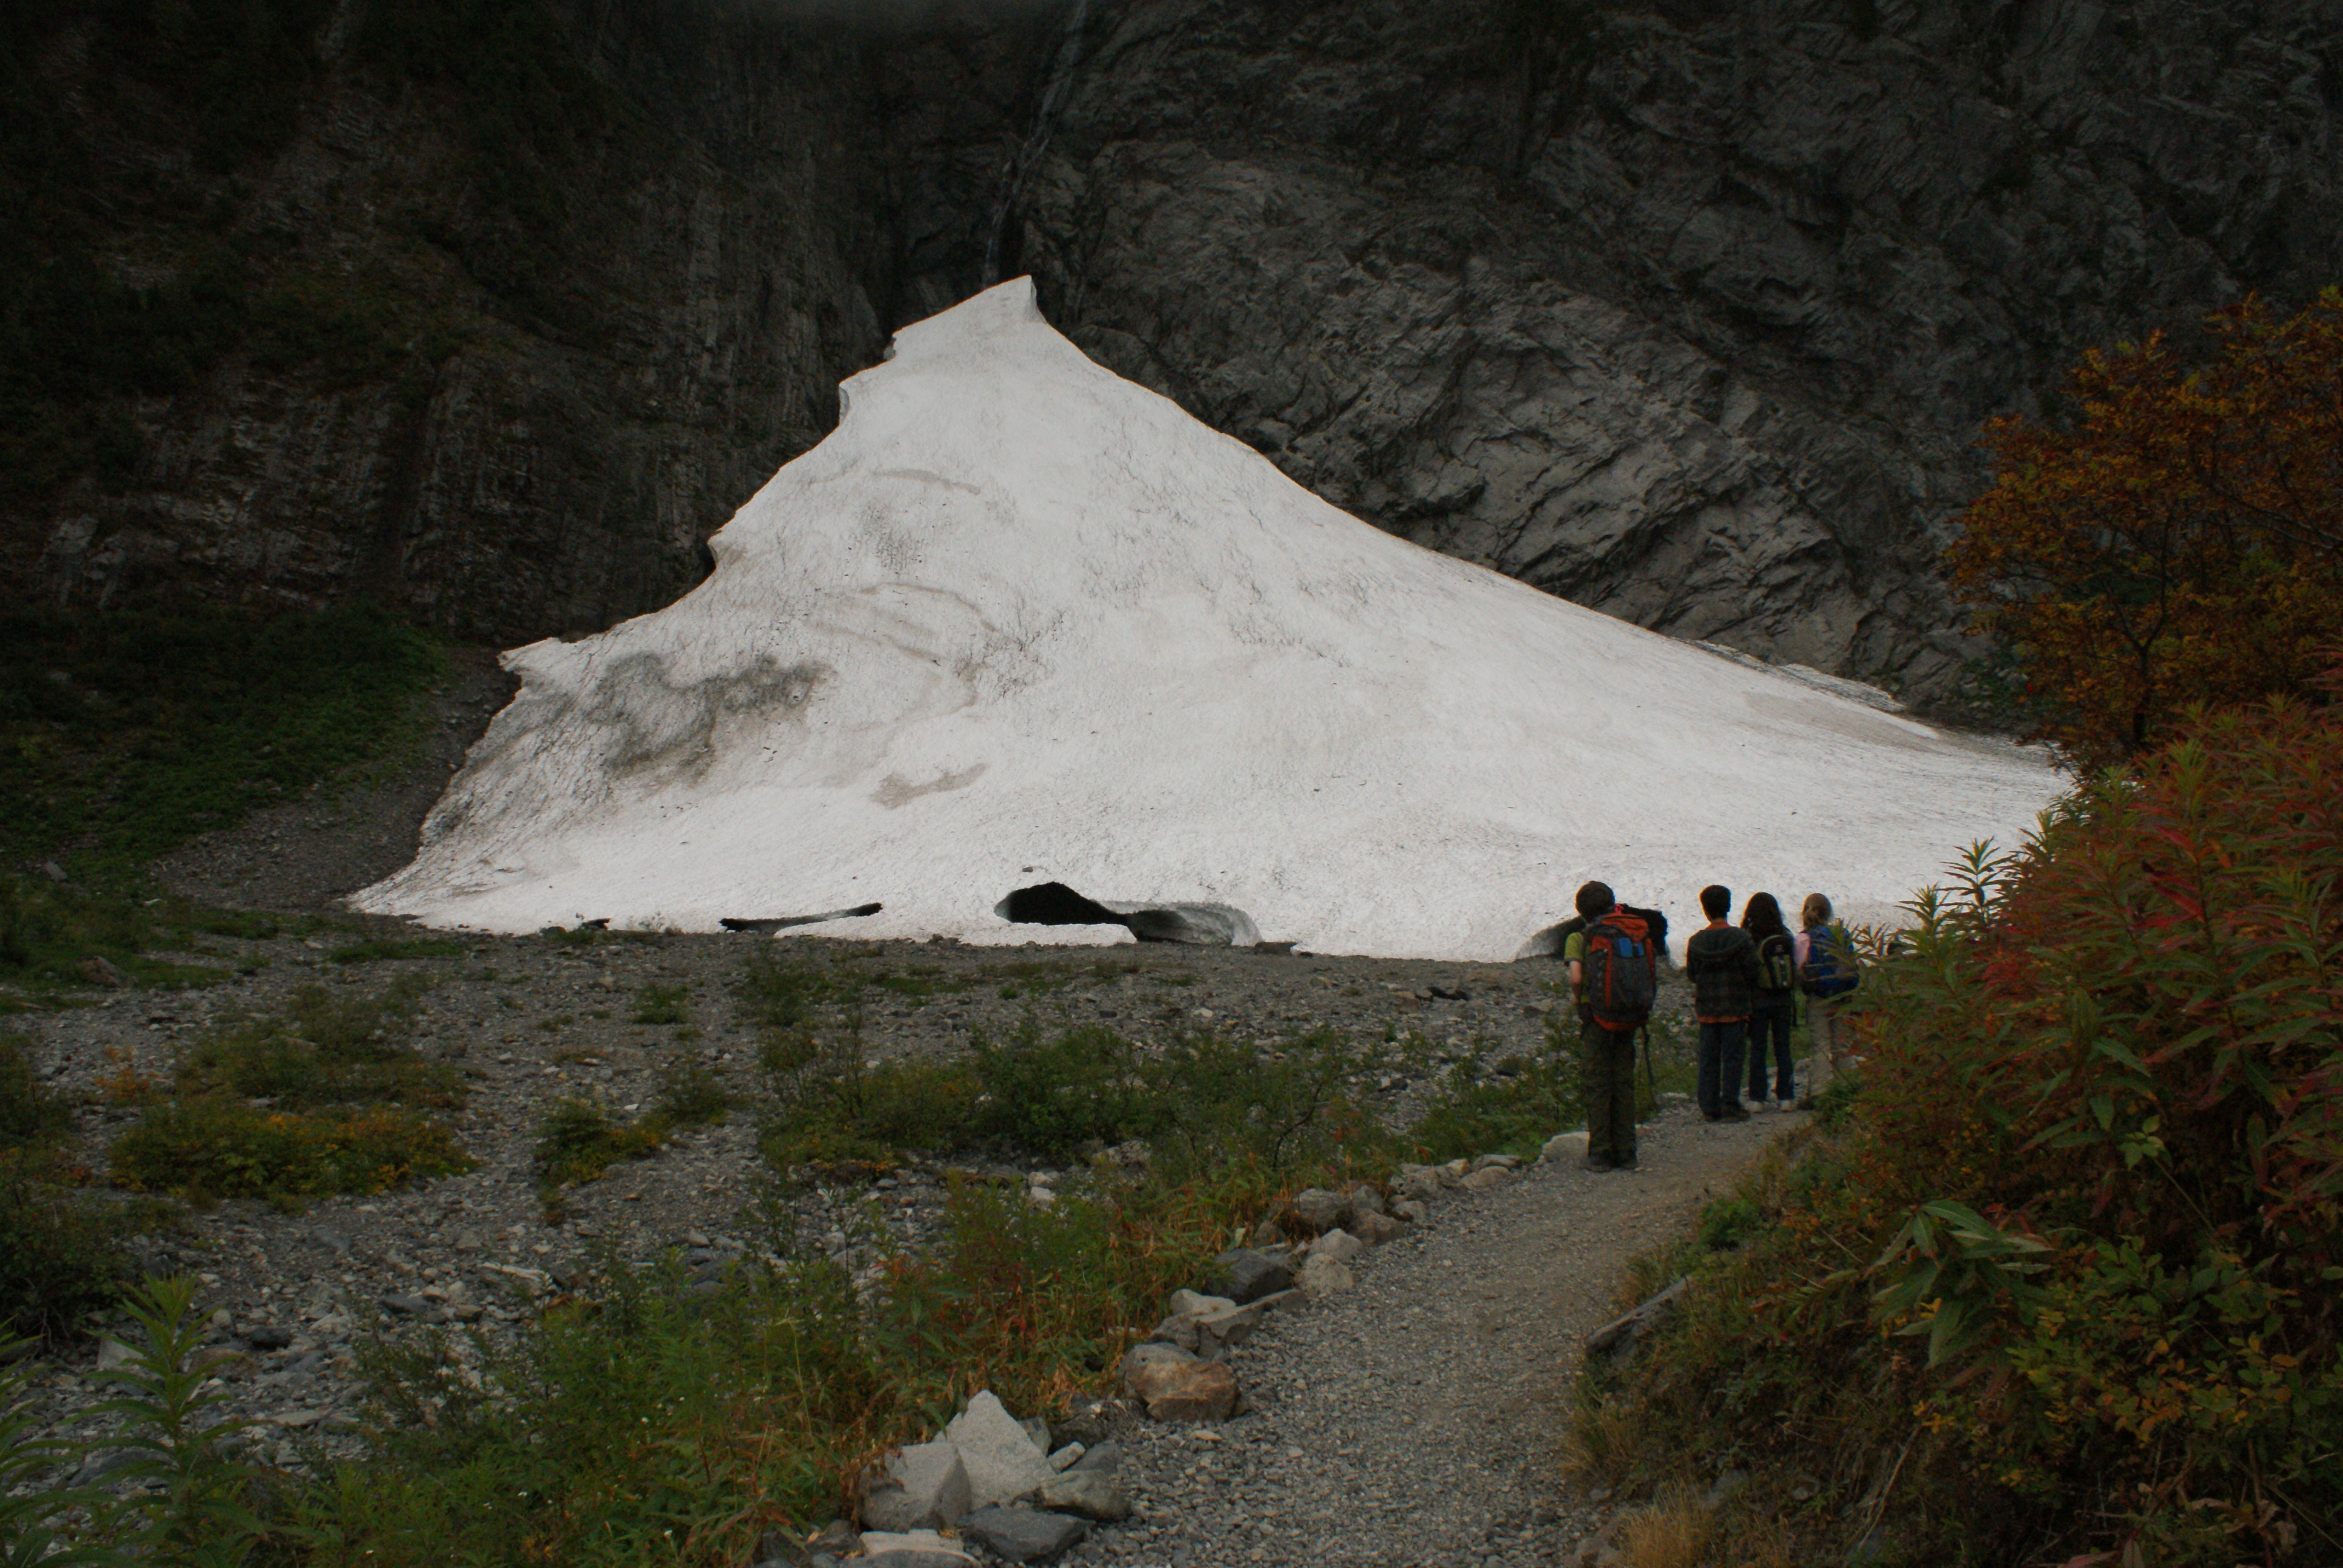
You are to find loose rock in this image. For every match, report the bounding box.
[1119,1343,1239,1422]
[1211,1247,1296,1304]
[944,1391,1053,1509]
[956,1504,1088,1564]
[860,1438,972,1532]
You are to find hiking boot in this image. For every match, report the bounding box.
[1723,1105,1752,1122]
[1579,1154,1616,1172]
[1701,1109,1723,1122]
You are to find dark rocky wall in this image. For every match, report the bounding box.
[1009,0,2343,701]
[8,0,2339,706]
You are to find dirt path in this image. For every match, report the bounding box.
[1089,1106,1792,1568]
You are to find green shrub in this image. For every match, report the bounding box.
[1578,694,2343,1566]
[968,1020,1161,1157]
[0,1032,71,1149]
[110,1100,471,1203]
[174,980,458,1109]
[0,605,445,880]
[1,1149,172,1341]
[631,982,690,1024]
[532,1099,665,1191]
[757,1027,979,1173]
[654,1054,732,1128]
[1407,1023,1584,1163]
[1695,1194,1764,1252]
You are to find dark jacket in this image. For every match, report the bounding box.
[1685,924,1761,1022]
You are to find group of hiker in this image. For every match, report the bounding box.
[1559,879,1862,1174]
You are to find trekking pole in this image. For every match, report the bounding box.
[1640,1022,1654,1104]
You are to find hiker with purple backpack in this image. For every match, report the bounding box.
[1684,883,1760,1122]
[1795,892,1862,1108]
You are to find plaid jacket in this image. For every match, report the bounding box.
[1684,924,1761,1022]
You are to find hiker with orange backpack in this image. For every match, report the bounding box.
[1564,880,1657,1172]
[1685,883,1760,1122]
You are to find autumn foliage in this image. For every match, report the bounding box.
[1947,289,2343,769]
[1576,685,2343,1564]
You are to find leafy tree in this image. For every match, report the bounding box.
[1946,289,2343,769]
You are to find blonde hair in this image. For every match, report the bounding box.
[1800,893,1833,928]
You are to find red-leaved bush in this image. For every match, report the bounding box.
[1853,687,2343,1558]
[1579,684,2343,1566]
[1949,701,2342,1265]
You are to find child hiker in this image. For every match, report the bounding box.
[1684,883,1759,1122]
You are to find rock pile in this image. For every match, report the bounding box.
[795,1391,1130,1567]
[788,1137,1560,1564]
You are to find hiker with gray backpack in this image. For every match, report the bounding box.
[1795,892,1862,1107]
[1741,892,1799,1110]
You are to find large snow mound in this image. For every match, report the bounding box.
[354,278,2065,959]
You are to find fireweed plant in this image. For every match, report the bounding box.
[1576,688,2343,1565]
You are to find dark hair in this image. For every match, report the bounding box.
[1574,880,1615,922]
[1699,884,1732,920]
[1801,892,1833,928]
[1742,891,1787,935]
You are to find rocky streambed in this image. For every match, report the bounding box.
[9,918,1779,1566]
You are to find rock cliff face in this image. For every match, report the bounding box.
[10,0,907,640]
[1009,0,2343,700]
[10,0,2341,704]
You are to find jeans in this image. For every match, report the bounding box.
[1696,1020,1748,1116]
[1578,1014,1639,1166]
[1747,1004,1794,1101]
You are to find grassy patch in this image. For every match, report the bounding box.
[0,604,447,880]
[1,1149,176,1341]
[1,876,254,997]
[1407,1024,1582,1163]
[653,1055,731,1128]
[108,976,471,1205]
[757,1028,979,1174]
[630,982,689,1024]
[110,1099,471,1204]
[0,1031,71,1149]
[172,979,459,1109]
[759,1008,1406,1181]
[532,1099,666,1192]
[323,1114,1367,1561]
[2,1031,177,1341]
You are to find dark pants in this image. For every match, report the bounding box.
[1579,1014,1638,1166]
[1697,1020,1748,1116]
[1747,1004,1794,1101]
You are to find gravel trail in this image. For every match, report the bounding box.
[1086,1106,1792,1568]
